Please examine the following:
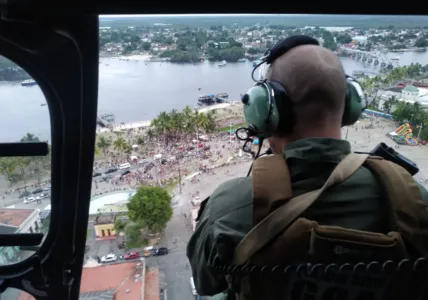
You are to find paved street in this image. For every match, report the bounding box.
[146,161,251,300]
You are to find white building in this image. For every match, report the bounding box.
[377,85,428,112]
[0,208,42,265]
[401,85,419,102]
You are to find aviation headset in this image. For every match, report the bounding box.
[242,35,368,138]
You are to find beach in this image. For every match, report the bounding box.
[96,102,242,134]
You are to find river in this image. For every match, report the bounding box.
[2,51,428,142]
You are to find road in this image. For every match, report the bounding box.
[146,161,251,300]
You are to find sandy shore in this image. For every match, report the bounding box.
[117,54,152,61]
[96,102,243,134]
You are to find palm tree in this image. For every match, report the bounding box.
[0,158,17,184]
[136,136,145,146]
[20,133,40,143]
[113,137,128,152]
[146,129,155,141]
[97,136,111,155]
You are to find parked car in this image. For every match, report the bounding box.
[123,252,140,260]
[100,174,112,182]
[152,247,169,256]
[120,170,131,178]
[23,196,36,204]
[100,253,117,263]
[105,167,117,174]
[35,193,49,201]
[92,172,102,178]
[139,159,149,165]
[32,188,43,195]
[19,191,31,199]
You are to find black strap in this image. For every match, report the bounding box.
[264,35,320,64]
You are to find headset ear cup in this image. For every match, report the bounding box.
[342,81,365,126]
[242,85,274,137]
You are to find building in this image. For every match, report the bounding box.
[0,208,42,265]
[377,85,428,112]
[401,85,419,102]
[18,261,160,300]
[93,215,116,240]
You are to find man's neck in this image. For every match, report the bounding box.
[287,127,342,143]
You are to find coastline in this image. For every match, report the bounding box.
[100,53,170,62]
[96,102,241,134]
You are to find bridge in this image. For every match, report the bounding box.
[339,47,398,70]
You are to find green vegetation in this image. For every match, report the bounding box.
[359,64,428,140]
[114,218,127,233]
[127,186,173,234]
[41,218,50,235]
[164,179,178,195]
[0,56,29,81]
[124,224,148,249]
[150,106,216,145]
[359,63,428,91]
[0,133,50,185]
[96,136,112,155]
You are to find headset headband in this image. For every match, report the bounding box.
[262,35,320,64]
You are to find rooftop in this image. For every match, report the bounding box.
[386,87,403,93]
[403,85,419,93]
[0,209,35,227]
[94,215,116,225]
[80,261,144,300]
[144,268,160,300]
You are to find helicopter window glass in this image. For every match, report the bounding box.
[0,55,51,266]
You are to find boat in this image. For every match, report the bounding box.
[218,60,227,67]
[197,93,229,106]
[391,57,400,61]
[21,79,37,86]
[40,103,47,106]
[237,58,246,62]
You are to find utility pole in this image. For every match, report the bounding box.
[178,166,182,194]
[417,123,423,140]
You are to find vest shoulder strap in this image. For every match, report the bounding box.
[251,154,292,225]
[364,157,428,257]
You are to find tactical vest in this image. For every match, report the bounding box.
[227,153,428,300]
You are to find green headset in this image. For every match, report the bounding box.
[242,35,367,138]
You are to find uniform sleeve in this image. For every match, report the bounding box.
[416,182,428,205]
[186,196,228,296]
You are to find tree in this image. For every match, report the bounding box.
[114,218,128,233]
[247,47,258,55]
[97,136,111,154]
[142,42,151,51]
[127,186,173,234]
[113,136,127,152]
[381,96,399,114]
[414,38,428,48]
[124,224,144,248]
[336,33,352,44]
[20,133,40,143]
[0,158,17,184]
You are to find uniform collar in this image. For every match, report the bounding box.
[283,138,351,163]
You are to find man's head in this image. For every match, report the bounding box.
[265,44,347,153]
